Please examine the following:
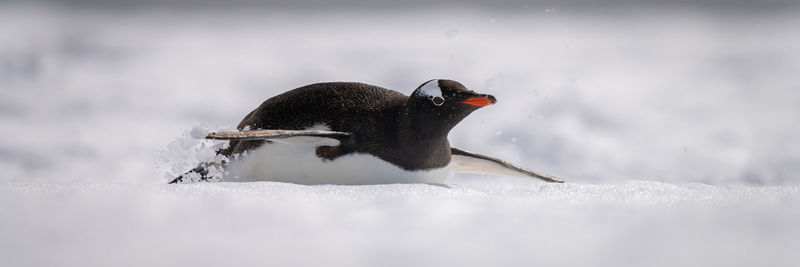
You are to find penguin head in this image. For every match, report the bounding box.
[407,79,496,136]
[411,79,496,111]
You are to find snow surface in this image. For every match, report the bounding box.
[2,181,799,267]
[2,3,800,267]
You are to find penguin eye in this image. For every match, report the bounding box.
[432,96,445,106]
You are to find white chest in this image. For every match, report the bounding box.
[224,139,450,185]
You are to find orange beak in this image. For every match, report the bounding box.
[458,95,497,107]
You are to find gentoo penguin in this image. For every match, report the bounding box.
[170,79,562,184]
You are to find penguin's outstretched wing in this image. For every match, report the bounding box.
[207,129,351,141]
[450,147,564,183]
[206,129,351,145]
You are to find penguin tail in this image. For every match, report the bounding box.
[168,161,226,184]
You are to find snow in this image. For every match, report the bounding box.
[1,181,798,266]
[2,2,800,267]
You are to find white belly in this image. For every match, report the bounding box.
[224,138,450,185]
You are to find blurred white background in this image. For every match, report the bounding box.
[2,1,799,185]
[1,1,799,266]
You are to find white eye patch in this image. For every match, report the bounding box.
[417,79,442,98]
[417,79,445,106]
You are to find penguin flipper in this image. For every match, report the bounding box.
[450,147,564,183]
[206,129,351,145]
